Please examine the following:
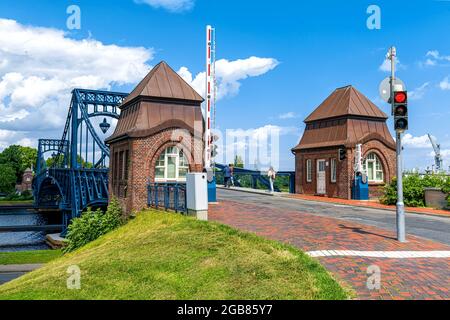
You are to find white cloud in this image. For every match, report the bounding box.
[278,112,296,119]
[178,57,279,100]
[439,77,450,90]
[379,58,403,72]
[440,149,450,162]
[0,19,279,151]
[402,134,432,148]
[409,82,430,100]
[426,50,440,59]
[0,18,153,149]
[423,50,450,67]
[134,0,194,12]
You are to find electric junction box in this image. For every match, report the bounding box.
[186,173,208,220]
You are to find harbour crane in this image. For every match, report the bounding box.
[428,134,444,173]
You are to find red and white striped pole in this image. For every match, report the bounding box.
[205,25,215,169]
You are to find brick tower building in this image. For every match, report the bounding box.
[292,85,396,199]
[106,61,205,214]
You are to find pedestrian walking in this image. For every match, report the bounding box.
[223,165,232,188]
[230,164,235,187]
[268,166,276,193]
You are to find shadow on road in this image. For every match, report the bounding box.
[338,224,397,241]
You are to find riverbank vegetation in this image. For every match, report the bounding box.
[0,145,37,195]
[0,210,349,300]
[63,197,125,253]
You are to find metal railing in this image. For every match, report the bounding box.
[214,164,296,194]
[147,183,187,213]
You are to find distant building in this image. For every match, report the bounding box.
[106,61,205,214]
[292,86,396,199]
[16,168,33,193]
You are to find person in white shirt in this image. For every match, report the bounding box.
[267,166,276,193]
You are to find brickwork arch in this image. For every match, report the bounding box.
[362,145,393,183]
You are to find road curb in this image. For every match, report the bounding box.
[282,195,450,219]
[0,264,43,272]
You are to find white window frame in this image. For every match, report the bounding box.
[363,153,384,183]
[331,158,337,183]
[155,147,189,182]
[306,159,312,183]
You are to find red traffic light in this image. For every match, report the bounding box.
[394,91,407,104]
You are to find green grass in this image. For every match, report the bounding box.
[0,200,33,206]
[0,250,62,265]
[0,210,350,300]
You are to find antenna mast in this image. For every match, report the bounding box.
[205,25,216,169]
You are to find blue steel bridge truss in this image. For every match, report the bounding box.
[34,89,128,230]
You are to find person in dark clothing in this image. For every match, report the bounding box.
[223,165,232,188]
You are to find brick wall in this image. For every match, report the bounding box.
[294,139,396,200]
[110,127,204,214]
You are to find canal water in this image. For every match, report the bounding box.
[0,208,61,252]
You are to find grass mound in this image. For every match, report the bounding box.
[0,210,349,300]
[0,250,62,265]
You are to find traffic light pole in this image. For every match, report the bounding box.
[390,47,406,243]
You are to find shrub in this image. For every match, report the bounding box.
[381,174,450,208]
[63,197,125,253]
[3,191,34,201]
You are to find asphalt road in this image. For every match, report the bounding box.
[217,189,450,246]
[0,272,26,285]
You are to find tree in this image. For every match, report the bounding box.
[234,155,244,169]
[0,164,16,194]
[46,154,93,169]
[0,145,37,183]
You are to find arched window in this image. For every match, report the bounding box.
[363,153,384,182]
[155,147,189,181]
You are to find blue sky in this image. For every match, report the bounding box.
[0,0,449,171]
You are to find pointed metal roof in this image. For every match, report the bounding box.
[304,86,388,123]
[293,85,395,151]
[121,61,204,105]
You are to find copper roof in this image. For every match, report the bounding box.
[293,86,395,151]
[304,86,388,123]
[121,61,204,105]
[106,61,204,144]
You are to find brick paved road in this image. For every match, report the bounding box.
[209,193,450,300]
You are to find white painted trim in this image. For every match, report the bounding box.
[307,250,450,259]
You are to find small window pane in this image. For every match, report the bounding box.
[376,171,383,181]
[368,162,374,181]
[167,157,176,179]
[179,168,188,178]
[306,160,312,182]
[155,168,165,179]
[331,159,337,182]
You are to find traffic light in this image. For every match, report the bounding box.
[393,91,408,132]
[339,148,346,161]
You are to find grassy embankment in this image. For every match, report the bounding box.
[0,210,350,300]
[0,250,62,265]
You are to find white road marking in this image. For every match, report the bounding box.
[307,250,450,259]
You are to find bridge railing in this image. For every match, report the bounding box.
[147,183,187,213]
[214,165,295,194]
